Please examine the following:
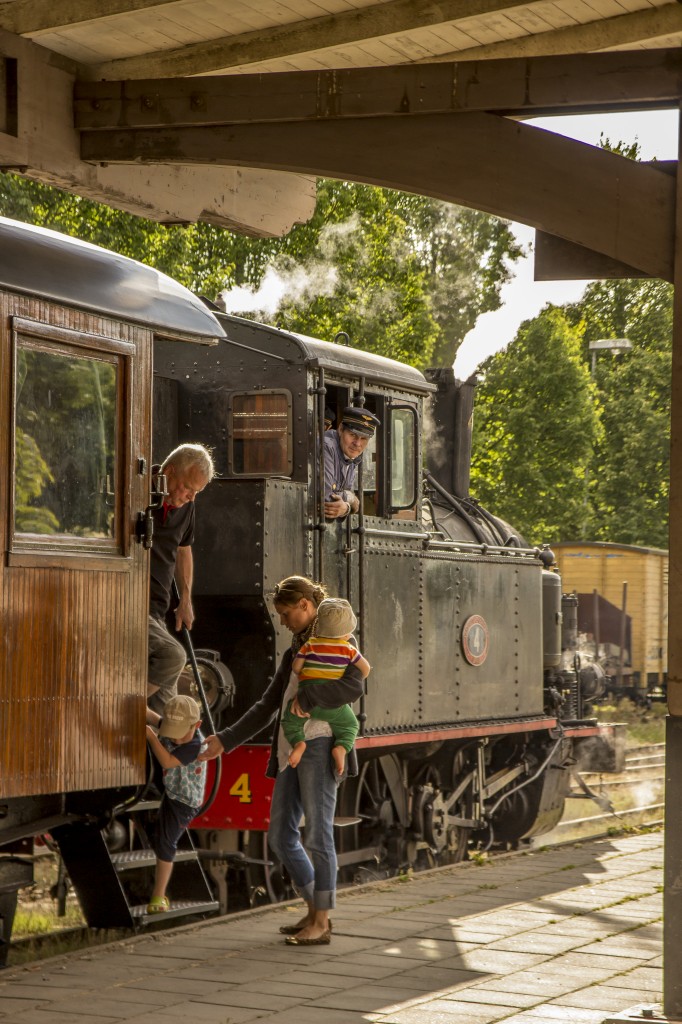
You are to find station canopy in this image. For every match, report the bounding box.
[0,1,679,245]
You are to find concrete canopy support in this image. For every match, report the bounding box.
[665,103,682,1021]
[80,111,675,281]
[74,50,682,126]
[0,29,315,235]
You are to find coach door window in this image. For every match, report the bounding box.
[11,322,128,555]
[390,407,417,511]
[229,390,292,476]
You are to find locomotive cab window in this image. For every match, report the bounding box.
[11,320,129,555]
[228,390,292,476]
[389,406,417,512]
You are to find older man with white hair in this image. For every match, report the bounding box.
[147,443,215,714]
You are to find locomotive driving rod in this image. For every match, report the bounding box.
[171,578,216,736]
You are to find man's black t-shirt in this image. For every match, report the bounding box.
[149,493,195,619]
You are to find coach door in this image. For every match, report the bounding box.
[0,310,152,800]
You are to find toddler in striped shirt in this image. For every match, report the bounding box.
[284,598,371,775]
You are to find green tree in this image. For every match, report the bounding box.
[470,306,599,544]
[565,279,672,548]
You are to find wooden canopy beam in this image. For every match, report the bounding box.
[74,49,682,131]
[80,110,675,281]
[83,0,552,80]
[431,3,682,61]
[0,0,180,35]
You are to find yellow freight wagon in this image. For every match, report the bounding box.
[553,542,668,700]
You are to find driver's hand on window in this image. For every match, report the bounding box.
[324,495,351,519]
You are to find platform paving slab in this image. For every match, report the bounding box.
[525,1008,617,1023]
[0,998,48,1016]
[121,975,232,996]
[0,1013,121,1024]
[452,987,542,1008]
[608,969,662,992]
[190,988,302,1010]
[160,1000,268,1022]
[311,983,428,1012]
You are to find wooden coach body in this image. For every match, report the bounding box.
[0,218,223,830]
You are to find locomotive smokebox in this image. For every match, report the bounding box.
[423,368,476,498]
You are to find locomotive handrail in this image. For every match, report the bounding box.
[314,368,327,582]
[354,526,431,540]
[425,539,542,558]
[354,524,543,559]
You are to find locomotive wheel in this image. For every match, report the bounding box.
[337,754,411,879]
[407,752,473,865]
[443,749,475,864]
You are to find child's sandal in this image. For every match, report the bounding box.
[147,896,170,913]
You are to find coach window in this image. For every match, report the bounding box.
[229,390,292,476]
[12,336,122,552]
[389,406,417,512]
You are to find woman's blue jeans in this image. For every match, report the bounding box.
[267,736,338,910]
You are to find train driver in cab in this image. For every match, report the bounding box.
[323,407,380,520]
[147,443,215,715]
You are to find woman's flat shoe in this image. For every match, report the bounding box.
[285,929,331,946]
[280,920,332,936]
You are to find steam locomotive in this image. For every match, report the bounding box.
[0,217,617,956]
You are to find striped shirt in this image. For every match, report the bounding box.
[297,637,361,682]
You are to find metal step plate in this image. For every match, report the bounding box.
[111,849,197,870]
[131,899,220,923]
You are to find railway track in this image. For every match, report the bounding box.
[535,742,665,847]
[11,743,666,966]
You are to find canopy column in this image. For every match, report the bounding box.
[664,103,682,1021]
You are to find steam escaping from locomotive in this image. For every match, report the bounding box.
[220,261,339,316]
[219,214,365,316]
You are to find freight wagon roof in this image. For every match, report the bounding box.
[0,217,225,343]
[220,314,434,393]
[554,541,668,557]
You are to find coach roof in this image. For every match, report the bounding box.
[0,217,224,344]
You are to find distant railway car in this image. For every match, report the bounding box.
[553,541,668,701]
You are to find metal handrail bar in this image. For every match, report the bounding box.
[352,524,543,559]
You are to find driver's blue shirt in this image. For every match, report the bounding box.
[323,429,363,502]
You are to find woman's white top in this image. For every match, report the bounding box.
[276,671,333,772]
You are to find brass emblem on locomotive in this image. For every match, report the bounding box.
[461,614,489,666]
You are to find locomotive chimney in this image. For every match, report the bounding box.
[423,368,476,498]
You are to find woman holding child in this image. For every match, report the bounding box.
[199,575,365,945]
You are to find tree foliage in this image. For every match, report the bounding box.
[565,280,672,548]
[470,306,600,544]
[0,173,522,369]
[470,279,672,549]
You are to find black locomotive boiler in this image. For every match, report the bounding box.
[153,314,616,896]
